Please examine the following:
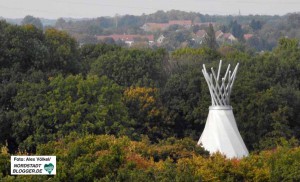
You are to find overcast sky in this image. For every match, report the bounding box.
[0,0,299,19]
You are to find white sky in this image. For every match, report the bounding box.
[0,0,299,19]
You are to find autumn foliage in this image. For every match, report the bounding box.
[0,20,300,181]
[1,135,300,181]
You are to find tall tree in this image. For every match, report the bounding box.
[21,15,43,29]
[90,48,166,87]
[123,86,169,140]
[44,28,80,73]
[250,19,262,31]
[230,20,243,40]
[9,75,132,151]
[204,23,218,50]
[55,18,66,29]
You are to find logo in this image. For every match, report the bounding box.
[44,163,54,174]
[11,156,56,175]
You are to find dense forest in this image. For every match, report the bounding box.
[0,16,300,181]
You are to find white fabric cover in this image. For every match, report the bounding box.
[198,106,249,159]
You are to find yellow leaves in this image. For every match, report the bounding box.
[22,24,36,32]
[45,28,69,39]
[7,134,300,181]
[123,86,161,118]
[95,150,111,157]
[0,145,8,155]
[124,87,158,104]
[237,152,270,181]
[154,159,167,171]
[127,141,148,153]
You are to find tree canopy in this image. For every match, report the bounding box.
[0,20,300,181]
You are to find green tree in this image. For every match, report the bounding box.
[161,30,192,51]
[250,19,262,31]
[44,28,80,74]
[161,66,206,139]
[21,15,43,29]
[204,23,218,50]
[227,38,300,149]
[55,18,66,29]
[287,13,300,28]
[79,43,121,74]
[123,87,169,140]
[0,23,47,72]
[229,20,243,40]
[90,48,166,87]
[10,75,132,151]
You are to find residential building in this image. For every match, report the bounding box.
[216,32,237,44]
[141,23,169,32]
[223,33,237,42]
[215,30,224,40]
[156,35,166,45]
[193,30,207,44]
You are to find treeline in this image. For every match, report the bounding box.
[50,10,300,51]
[0,20,300,180]
[12,11,300,51]
[52,10,279,35]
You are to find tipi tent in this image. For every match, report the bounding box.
[198,60,249,159]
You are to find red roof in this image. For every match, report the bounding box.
[223,33,235,39]
[215,30,224,39]
[145,23,169,29]
[142,23,169,31]
[244,34,254,40]
[196,30,207,37]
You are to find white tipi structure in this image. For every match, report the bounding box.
[198,60,249,159]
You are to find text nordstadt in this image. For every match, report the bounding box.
[11,156,56,175]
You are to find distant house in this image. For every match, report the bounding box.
[156,35,166,45]
[215,30,224,40]
[193,30,207,44]
[96,34,154,46]
[141,23,169,32]
[223,33,237,42]
[196,30,207,38]
[244,34,254,41]
[215,31,237,44]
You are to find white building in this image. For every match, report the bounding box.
[198,60,249,159]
